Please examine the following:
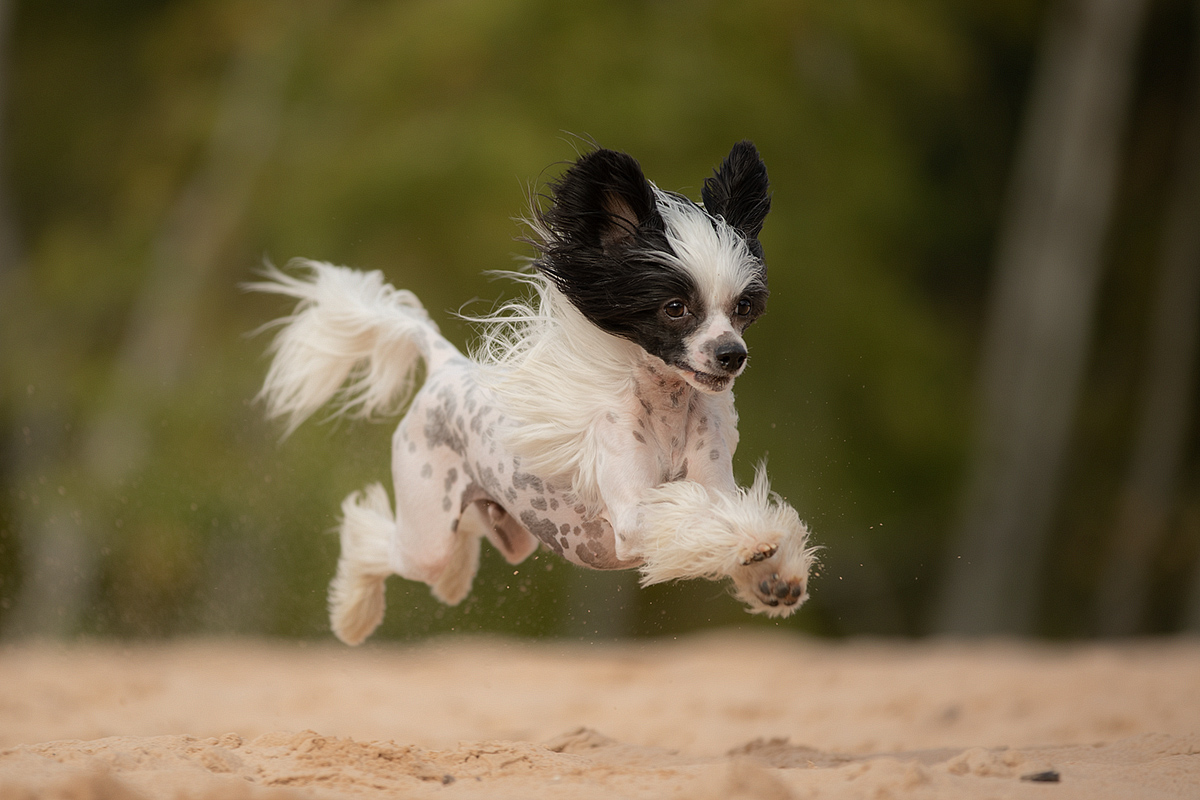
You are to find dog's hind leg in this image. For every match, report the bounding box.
[328,483,394,645]
[426,509,483,606]
[387,396,489,606]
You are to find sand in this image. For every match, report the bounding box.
[0,631,1197,799]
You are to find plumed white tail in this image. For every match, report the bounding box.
[247,260,440,436]
[328,483,394,645]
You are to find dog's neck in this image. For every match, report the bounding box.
[632,358,693,419]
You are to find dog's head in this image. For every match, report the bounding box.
[533,142,771,393]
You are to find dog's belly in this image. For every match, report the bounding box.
[404,360,640,571]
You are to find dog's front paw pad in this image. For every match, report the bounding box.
[757,572,806,607]
[741,543,778,566]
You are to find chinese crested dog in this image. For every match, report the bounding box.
[251,141,817,644]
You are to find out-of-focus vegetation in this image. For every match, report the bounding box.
[0,0,1197,640]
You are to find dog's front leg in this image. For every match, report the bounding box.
[591,425,665,565]
[591,421,756,573]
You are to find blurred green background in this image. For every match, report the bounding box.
[1,0,1198,641]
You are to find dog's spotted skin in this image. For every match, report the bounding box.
[394,357,642,573]
[391,349,752,576]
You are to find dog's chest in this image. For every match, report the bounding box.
[631,372,701,483]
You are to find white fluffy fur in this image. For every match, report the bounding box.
[637,464,818,617]
[471,273,657,517]
[247,261,438,436]
[327,483,393,645]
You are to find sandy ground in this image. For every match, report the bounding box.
[0,631,1197,799]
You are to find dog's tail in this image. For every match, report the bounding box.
[246,260,449,436]
[328,483,394,645]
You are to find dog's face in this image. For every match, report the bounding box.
[535,142,771,393]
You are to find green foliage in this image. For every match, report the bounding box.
[0,0,1044,639]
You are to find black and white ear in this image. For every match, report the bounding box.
[701,141,771,240]
[544,149,662,252]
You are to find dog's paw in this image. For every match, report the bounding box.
[754,571,806,609]
[740,542,778,566]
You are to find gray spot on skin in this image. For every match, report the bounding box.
[550,498,559,510]
[709,449,720,461]
[444,467,458,493]
[421,463,433,479]
[520,510,562,554]
[425,404,466,457]
[512,471,544,495]
[408,441,417,453]
[605,412,618,423]
[633,431,646,444]
[694,438,706,451]
[531,496,548,511]
[573,537,637,570]
[443,495,452,512]
[672,458,689,481]
[506,488,518,504]
[475,465,499,495]
[697,416,709,434]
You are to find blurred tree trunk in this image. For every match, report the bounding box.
[935,0,1148,635]
[1096,5,1200,636]
[4,7,297,637]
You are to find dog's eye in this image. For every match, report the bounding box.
[663,300,687,319]
[736,298,752,316]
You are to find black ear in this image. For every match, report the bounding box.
[543,149,662,252]
[701,141,771,240]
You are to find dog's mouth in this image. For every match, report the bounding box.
[686,369,733,393]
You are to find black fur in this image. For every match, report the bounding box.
[534,144,771,370]
[701,141,771,261]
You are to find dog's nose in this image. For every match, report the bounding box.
[714,342,747,373]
